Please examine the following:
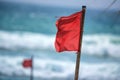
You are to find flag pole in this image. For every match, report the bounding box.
[30,56,33,80]
[74,6,86,80]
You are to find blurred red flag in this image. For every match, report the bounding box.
[22,59,32,68]
[55,11,83,52]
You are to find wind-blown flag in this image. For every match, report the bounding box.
[22,59,32,68]
[55,10,83,52]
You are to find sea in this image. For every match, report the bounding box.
[0,1,120,80]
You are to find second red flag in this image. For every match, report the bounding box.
[22,59,32,68]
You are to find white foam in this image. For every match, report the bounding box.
[80,62,120,80]
[82,34,120,58]
[0,31,54,51]
[0,56,119,79]
[0,31,120,58]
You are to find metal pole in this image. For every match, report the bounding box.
[30,56,33,80]
[74,6,86,80]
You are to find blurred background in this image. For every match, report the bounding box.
[0,0,120,80]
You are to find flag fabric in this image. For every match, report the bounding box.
[22,59,32,68]
[55,10,83,52]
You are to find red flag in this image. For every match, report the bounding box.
[55,11,83,52]
[22,59,32,68]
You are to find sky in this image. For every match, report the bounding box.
[1,0,120,10]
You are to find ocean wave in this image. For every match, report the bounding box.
[82,34,120,58]
[0,31,120,58]
[0,31,54,51]
[0,56,120,80]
